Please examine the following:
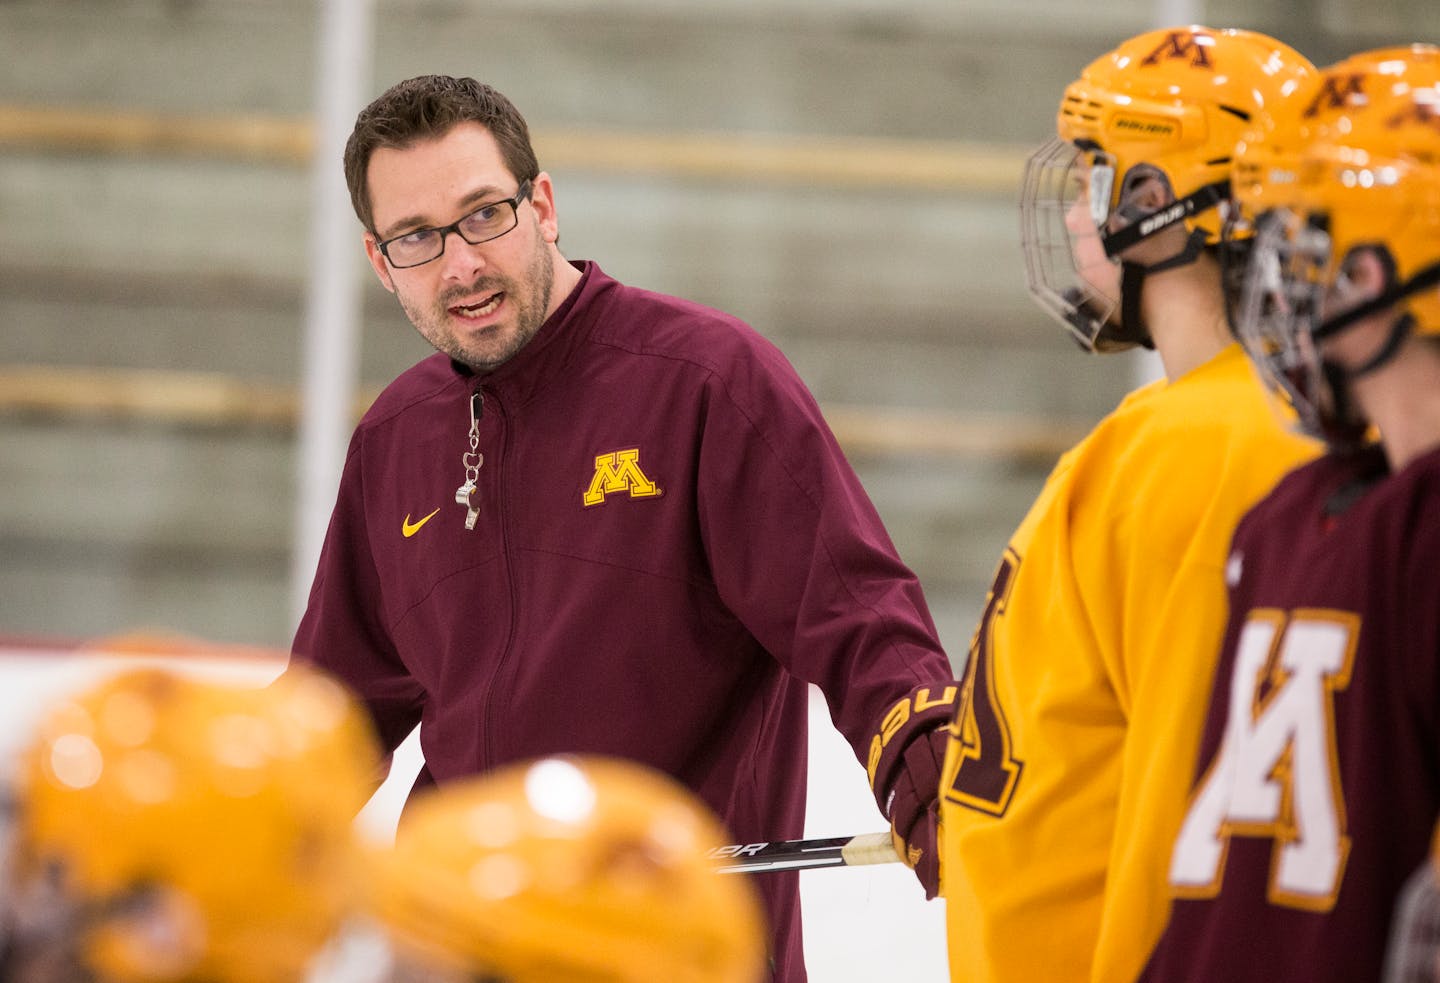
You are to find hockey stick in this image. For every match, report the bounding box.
[710,831,900,874]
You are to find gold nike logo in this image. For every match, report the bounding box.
[402,508,441,538]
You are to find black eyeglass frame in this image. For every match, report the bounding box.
[375,179,534,269]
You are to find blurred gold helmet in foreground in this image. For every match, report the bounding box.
[8,663,381,983]
[370,755,767,983]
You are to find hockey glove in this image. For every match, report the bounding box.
[866,682,957,900]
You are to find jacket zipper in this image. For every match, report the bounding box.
[477,384,520,770]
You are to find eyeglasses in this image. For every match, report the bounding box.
[375,179,533,269]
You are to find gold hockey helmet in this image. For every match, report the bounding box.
[1234,45,1440,442]
[9,663,381,983]
[369,755,767,983]
[1022,26,1317,350]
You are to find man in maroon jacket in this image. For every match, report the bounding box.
[290,75,956,981]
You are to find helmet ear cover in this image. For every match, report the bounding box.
[1315,253,1440,348]
[1313,242,1427,390]
[1102,177,1232,257]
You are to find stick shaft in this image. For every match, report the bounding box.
[710,831,900,873]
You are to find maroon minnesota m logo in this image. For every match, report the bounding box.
[1387,99,1440,134]
[1140,31,1213,69]
[1304,73,1367,118]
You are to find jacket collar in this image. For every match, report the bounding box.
[447,260,612,408]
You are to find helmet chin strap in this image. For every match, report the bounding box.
[1100,178,1229,350]
[1309,310,1411,452]
[1316,357,1375,450]
[1332,312,1416,380]
[1114,229,1209,350]
[1302,260,1440,450]
[1314,260,1440,345]
[1312,260,1440,407]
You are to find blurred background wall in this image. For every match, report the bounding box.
[0,0,1423,666]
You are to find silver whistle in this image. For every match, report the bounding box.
[455,476,480,530]
[455,391,484,531]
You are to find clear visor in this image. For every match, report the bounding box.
[1235,209,1334,440]
[1019,138,1124,351]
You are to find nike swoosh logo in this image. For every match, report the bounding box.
[402,508,441,538]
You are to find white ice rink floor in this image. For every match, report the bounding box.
[0,641,948,981]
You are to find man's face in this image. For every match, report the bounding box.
[362,122,561,373]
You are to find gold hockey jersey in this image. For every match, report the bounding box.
[940,344,1319,983]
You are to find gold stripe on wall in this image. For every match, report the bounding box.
[0,104,1026,193]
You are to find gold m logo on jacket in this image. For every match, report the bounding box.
[582,449,662,507]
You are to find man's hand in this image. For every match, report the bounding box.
[866,684,956,900]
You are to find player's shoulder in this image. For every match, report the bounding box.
[1249,444,1383,517]
[1354,442,1440,548]
[1092,348,1311,469]
[1046,361,1315,538]
[1390,441,1440,497]
[1118,346,1278,434]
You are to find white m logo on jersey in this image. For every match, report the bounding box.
[1170,609,1358,911]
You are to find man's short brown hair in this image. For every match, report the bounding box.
[343,75,540,232]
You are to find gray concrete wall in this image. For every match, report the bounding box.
[0,0,1412,660]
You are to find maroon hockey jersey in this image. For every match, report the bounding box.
[1141,443,1440,981]
[292,262,953,981]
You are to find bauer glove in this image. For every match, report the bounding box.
[866,682,957,900]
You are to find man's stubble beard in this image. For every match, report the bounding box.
[397,227,557,374]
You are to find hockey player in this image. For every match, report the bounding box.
[938,26,1321,983]
[0,664,381,983]
[367,754,766,983]
[1142,44,1440,982]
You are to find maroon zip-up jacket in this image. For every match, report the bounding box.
[293,262,953,980]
